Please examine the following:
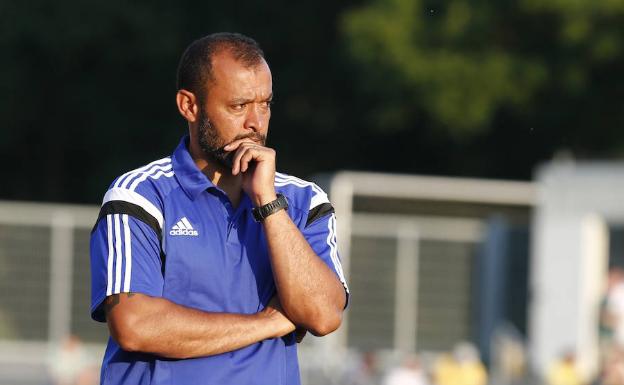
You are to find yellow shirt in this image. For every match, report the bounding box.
[547,361,582,385]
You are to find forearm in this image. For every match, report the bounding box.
[229,140,345,335]
[262,210,346,335]
[105,293,292,359]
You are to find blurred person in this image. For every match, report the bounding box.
[594,347,624,385]
[452,342,488,385]
[546,351,583,385]
[47,334,98,385]
[342,351,381,385]
[433,353,457,385]
[601,267,624,352]
[89,32,348,385]
[382,353,429,385]
[433,342,487,385]
[490,324,527,385]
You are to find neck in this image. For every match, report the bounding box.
[189,139,243,207]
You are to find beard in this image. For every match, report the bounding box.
[197,108,267,169]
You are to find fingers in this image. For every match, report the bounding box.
[239,149,255,174]
[264,295,303,339]
[231,143,256,176]
[224,141,275,176]
[223,139,276,205]
[223,139,249,175]
[261,296,297,337]
[223,137,258,151]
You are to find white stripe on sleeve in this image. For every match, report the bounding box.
[309,191,330,210]
[106,214,114,296]
[274,173,329,209]
[275,173,325,196]
[114,214,123,294]
[326,214,348,291]
[122,214,132,293]
[128,164,174,191]
[115,157,171,188]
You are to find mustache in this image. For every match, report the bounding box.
[228,132,267,146]
[211,132,267,168]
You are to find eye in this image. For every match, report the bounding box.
[232,103,246,111]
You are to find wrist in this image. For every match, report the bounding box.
[253,192,277,207]
[252,194,288,222]
[257,306,294,338]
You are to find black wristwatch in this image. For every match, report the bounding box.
[252,194,289,222]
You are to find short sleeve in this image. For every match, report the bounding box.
[90,213,164,322]
[302,211,350,307]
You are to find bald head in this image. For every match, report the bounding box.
[176,32,266,102]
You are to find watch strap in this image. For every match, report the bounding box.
[252,193,288,222]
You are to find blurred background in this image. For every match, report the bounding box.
[1,0,624,384]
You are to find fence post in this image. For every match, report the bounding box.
[48,212,74,343]
[394,223,419,352]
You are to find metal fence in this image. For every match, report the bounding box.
[0,201,106,384]
[0,173,535,384]
[345,213,483,352]
[322,172,534,358]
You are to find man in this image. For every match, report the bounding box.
[90,32,348,385]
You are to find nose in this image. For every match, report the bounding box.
[243,103,267,132]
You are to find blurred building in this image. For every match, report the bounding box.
[314,171,533,359]
[530,161,624,382]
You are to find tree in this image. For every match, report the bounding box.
[340,0,624,156]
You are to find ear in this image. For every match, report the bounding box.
[176,89,199,123]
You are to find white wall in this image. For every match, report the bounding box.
[529,161,624,380]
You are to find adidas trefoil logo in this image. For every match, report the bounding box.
[170,217,199,236]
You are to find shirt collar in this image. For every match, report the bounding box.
[172,135,216,200]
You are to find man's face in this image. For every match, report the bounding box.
[195,51,272,169]
[196,109,266,168]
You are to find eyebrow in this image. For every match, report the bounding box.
[230,93,273,104]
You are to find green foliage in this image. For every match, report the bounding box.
[341,0,623,137]
[1,1,624,202]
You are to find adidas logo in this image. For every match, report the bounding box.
[170,217,198,236]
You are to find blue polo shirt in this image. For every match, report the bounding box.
[90,136,348,385]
